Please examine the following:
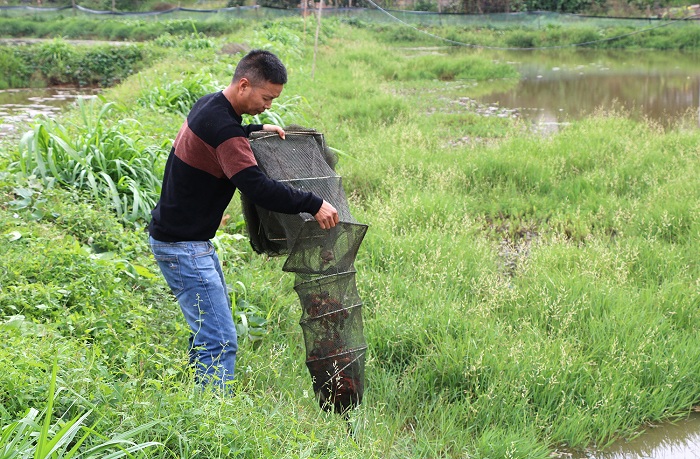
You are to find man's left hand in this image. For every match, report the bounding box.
[262,124,285,139]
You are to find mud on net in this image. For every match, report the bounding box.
[242,127,368,414]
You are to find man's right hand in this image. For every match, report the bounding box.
[314,200,339,229]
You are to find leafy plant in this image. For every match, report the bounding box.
[253,22,303,59]
[6,178,52,222]
[245,95,308,127]
[154,31,215,50]
[33,39,76,86]
[234,297,269,344]
[152,33,180,48]
[76,45,149,87]
[137,72,221,116]
[13,98,163,222]
[0,358,160,459]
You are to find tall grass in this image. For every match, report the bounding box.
[369,21,700,49]
[290,21,700,456]
[137,72,223,116]
[14,98,163,222]
[339,114,700,455]
[0,358,160,458]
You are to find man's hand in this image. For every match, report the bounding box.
[262,124,285,139]
[314,200,339,229]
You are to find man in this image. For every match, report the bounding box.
[148,49,339,391]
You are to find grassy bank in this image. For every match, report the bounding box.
[2,11,700,50]
[1,17,699,458]
[0,39,153,88]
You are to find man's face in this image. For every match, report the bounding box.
[239,79,284,116]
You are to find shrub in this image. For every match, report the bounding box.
[76,44,149,86]
[9,40,150,88]
[0,48,31,89]
[32,39,77,86]
[505,29,539,48]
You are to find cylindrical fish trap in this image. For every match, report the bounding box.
[246,128,369,415]
[294,271,366,414]
[305,348,366,414]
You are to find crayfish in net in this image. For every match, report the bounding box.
[306,348,365,414]
[302,292,364,414]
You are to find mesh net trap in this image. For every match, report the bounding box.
[243,126,368,414]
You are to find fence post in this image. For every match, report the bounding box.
[312,0,323,80]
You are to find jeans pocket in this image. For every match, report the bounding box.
[191,241,214,257]
[192,242,217,271]
[152,252,185,296]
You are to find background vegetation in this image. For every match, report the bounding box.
[2,12,700,53]
[0,15,245,42]
[0,0,688,17]
[0,12,699,459]
[0,39,151,88]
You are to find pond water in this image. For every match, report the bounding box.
[579,413,700,459]
[474,48,700,132]
[0,87,99,138]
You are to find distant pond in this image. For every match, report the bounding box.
[0,87,99,138]
[474,48,700,132]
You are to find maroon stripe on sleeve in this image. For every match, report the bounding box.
[173,121,226,179]
[217,136,258,179]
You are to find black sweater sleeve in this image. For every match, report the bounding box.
[231,165,323,215]
[243,124,264,137]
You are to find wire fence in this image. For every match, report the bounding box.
[342,8,676,27]
[1,3,699,28]
[0,4,280,20]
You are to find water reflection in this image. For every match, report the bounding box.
[581,414,700,459]
[0,87,99,138]
[474,49,700,131]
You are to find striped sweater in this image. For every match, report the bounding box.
[148,91,322,242]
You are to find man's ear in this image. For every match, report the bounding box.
[237,77,251,94]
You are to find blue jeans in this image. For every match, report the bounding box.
[149,236,237,391]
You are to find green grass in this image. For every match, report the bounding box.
[1,16,699,458]
[3,11,700,50]
[366,21,700,50]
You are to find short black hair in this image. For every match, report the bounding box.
[233,49,287,85]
